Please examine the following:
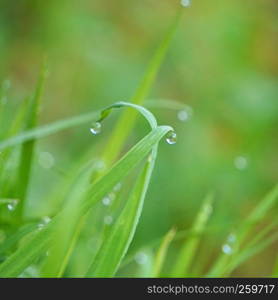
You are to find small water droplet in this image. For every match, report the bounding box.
[134,252,148,265]
[90,122,102,135]
[234,156,248,170]
[166,131,177,145]
[42,216,52,224]
[104,215,113,225]
[181,0,191,8]
[102,196,111,206]
[39,152,55,169]
[37,216,52,230]
[222,244,233,255]
[7,199,18,211]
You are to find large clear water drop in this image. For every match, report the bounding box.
[166,131,177,145]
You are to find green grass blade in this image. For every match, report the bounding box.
[0,125,172,277]
[226,234,278,277]
[152,228,176,277]
[0,98,29,196]
[0,110,99,151]
[0,224,37,255]
[42,154,106,275]
[16,64,47,219]
[245,185,278,226]
[170,194,214,277]
[86,147,158,277]
[40,163,92,277]
[0,225,52,277]
[207,185,278,276]
[84,102,163,277]
[45,102,160,277]
[223,221,278,276]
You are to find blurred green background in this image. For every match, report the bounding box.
[0,0,277,276]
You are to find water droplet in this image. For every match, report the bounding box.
[234,156,248,170]
[39,152,55,169]
[113,183,122,192]
[42,216,52,224]
[181,0,191,8]
[7,199,18,211]
[90,122,101,135]
[104,215,113,225]
[102,196,111,206]
[222,244,233,255]
[37,216,52,230]
[134,252,148,265]
[166,131,177,145]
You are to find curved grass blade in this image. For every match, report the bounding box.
[40,101,160,277]
[0,125,172,277]
[84,102,168,277]
[0,110,99,151]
